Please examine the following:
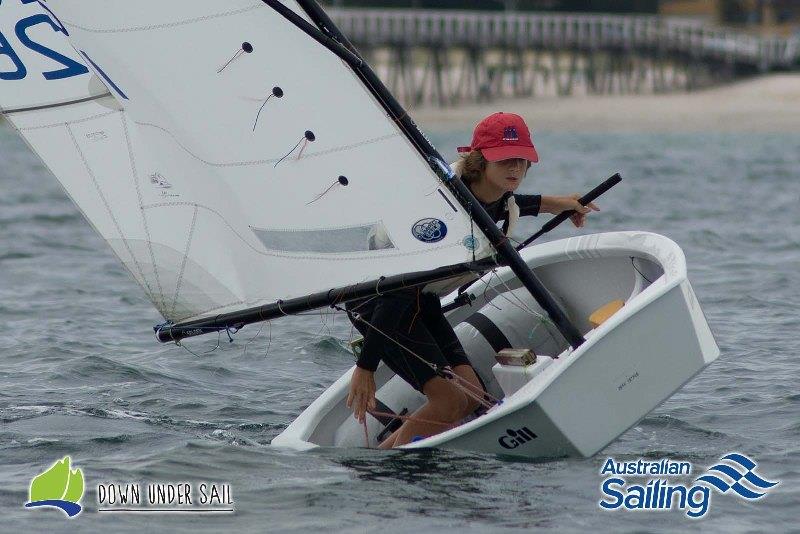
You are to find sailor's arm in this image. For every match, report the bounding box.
[538,194,599,215]
[538,194,600,228]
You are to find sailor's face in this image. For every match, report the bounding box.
[484,158,529,192]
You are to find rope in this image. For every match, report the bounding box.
[276,300,288,316]
[442,367,501,406]
[253,94,275,131]
[337,305,444,375]
[335,303,498,409]
[469,202,476,263]
[631,256,653,283]
[368,410,452,428]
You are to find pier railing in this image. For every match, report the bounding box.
[325,9,799,106]
[330,9,800,70]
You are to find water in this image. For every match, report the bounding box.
[1,123,798,532]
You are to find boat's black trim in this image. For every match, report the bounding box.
[464,312,512,354]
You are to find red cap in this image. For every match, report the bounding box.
[457,112,539,163]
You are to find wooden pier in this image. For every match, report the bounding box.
[328,9,800,107]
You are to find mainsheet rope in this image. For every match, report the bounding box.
[332,303,500,408]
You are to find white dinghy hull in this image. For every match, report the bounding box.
[272,232,719,459]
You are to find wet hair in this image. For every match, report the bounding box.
[458,150,531,186]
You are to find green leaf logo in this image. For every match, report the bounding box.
[26,456,84,517]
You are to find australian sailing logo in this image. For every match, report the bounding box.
[25,456,85,518]
[412,218,447,243]
[696,453,779,499]
[598,453,779,519]
[498,426,537,449]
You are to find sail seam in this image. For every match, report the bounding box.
[64,123,157,305]
[141,201,463,261]
[60,4,264,34]
[17,109,119,131]
[120,113,167,315]
[135,120,400,167]
[170,205,199,320]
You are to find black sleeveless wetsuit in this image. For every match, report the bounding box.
[346,193,541,392]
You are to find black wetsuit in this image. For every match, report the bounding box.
[347,192,541,392]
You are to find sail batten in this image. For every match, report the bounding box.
[2,91,111,114]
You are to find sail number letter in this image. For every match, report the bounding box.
[1,1,88,81]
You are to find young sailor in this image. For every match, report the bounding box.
[346,112,599,448]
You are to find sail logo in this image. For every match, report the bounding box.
[498,426,537,449]
[85,131,108,142]
[462,235,478,250]
[502,126,519,141]
[25,456,85,518]
[412,218,447,243]
[149,172,180,198]
[598,453,779,519]
[149,172,172,189]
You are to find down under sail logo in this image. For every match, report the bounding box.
[25,456,85,518]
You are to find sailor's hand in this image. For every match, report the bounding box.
[545,194,599,228]
[347,366,376,424]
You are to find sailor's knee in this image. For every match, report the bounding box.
[437,393,469,423]
[423,380,469,422]
[463,395,481,417]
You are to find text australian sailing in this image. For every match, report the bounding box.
[601,458,692,476]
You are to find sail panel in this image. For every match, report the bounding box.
[2,0,492,324]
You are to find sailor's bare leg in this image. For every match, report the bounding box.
[450,364,485,413]
[389,377,469,447]
[378,365,484,449]
[378,428,400,449]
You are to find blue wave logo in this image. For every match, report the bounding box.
[696,453,778,499]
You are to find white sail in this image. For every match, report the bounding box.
[1,0,490,324]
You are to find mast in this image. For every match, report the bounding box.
[287,0,585,349]
[157,1,585,348]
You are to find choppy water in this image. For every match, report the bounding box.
[1,121,798,532]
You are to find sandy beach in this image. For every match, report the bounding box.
[2,74,798,134]
[413,73,800,134]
